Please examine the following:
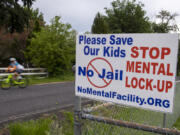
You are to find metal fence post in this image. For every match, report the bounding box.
[163,113,166,128]
[74,96,82,135]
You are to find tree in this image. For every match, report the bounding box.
[91,12,109,34]
[0,8,44,66]
[26,8,45,45]
[26,16,76,76]
[152,10,179,33]
[104,0,152,33]
[30,9,44,32]
[22,0,36,9]
[0,0,35,33]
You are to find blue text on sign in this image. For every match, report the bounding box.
[79,35,133,45]
[78,66,123,80]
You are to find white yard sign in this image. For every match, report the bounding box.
[75,34,179,113]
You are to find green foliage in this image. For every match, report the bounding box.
[152,10,179,33]
[0,7,44,66]
[9,118,52,135]
[173,116,180,130]
[22,0,36,9]
[0,0,35,33]
[6,112,74,135]
[61,111,74,135]
[92,1,179,34]
[29,8,44,33]
[91,12,109,34]
[46,121,63,135]
[104,0,152,33]
[45,111,74,135]
[26,16,76,76]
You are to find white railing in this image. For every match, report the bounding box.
[0,68,48,77]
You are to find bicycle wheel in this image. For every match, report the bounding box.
[0,77,12,90]
[18,76,29,88]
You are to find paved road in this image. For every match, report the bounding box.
[0,82,75,122]
[0,77,179,123]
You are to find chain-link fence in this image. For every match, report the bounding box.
[75,82,180,135]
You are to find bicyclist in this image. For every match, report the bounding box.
[7,58,24,79]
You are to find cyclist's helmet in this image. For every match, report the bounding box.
[10,58,16,62]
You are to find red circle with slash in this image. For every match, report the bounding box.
[86,57,113,88]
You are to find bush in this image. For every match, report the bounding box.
[26,16,76,76]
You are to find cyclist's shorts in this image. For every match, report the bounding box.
[15,69,23,74]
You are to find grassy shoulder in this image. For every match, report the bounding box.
[29,73,74,85]
[8,118,52,135]
[0,111,73,135]
[1,105,180,135]
[173,116,180,130]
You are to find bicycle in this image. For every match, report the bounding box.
[0,73,29,90]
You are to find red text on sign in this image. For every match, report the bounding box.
[131,47,171,59]
[126,61,173,76]
[125,77,173,93]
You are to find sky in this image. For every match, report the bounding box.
[32,0,180,33]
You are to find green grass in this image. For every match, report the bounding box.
[83,105,164,135]
[29,73,74,85]
[7,112,74,135]
[9,118,52,135]
[173,116,180,130]
[1,107,179,135]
